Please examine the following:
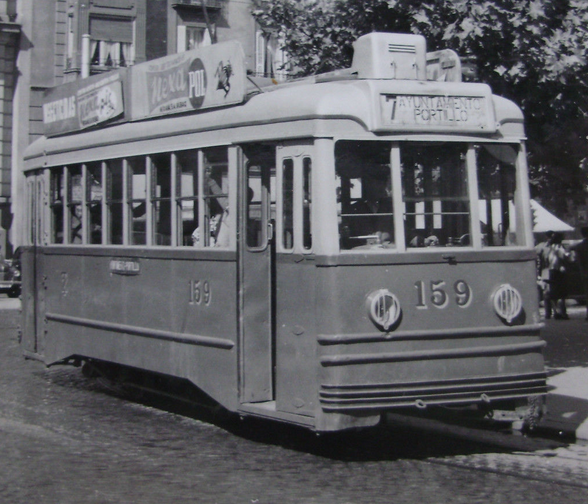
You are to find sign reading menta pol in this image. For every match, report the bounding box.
[129,40,246,121]
[378,92,494,132]
[43,72,125,136]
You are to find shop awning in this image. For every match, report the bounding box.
[530,199,574,233]
[477,199,574,234]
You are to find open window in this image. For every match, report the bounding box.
[476,144,521,247]
[50,168,65,244]
[128,157,147,245]
[336,141,395,250]
[150,154,172,246]
[401,143,470,248]
[86,162,103,244]
[67,165,83,244]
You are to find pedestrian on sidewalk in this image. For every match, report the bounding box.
[547,232,571,319]
[571,226,588,321]
[535,231,554,318]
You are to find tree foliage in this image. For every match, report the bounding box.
[252,0,588,214]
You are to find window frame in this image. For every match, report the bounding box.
[335,139,530,253]
[37,146,235,249]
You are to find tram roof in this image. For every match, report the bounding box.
[23,34,525,172]
[23,79,524,172]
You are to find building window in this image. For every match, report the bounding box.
[255,30,288,81]
[90,40,133,68]
[177,24,212,52]
[90,16,135,69]
[66,15,75,71]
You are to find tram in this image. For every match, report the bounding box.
[19,33,546,432]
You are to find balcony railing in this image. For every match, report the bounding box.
[172,0,225,10]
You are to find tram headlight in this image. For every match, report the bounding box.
[492,284,523,325]
[366,289,402,331]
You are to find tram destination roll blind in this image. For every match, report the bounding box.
[371,82,497,133]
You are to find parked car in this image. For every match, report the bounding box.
[0,255,21,298]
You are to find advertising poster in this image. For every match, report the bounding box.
[42,71,125,136]
[129,40,246,121]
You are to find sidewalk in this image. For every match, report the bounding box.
[537,304,588,441]
[2,297,587,441]
[539,367,588,441]
[0,296,20,329]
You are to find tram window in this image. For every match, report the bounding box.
[50,168,65,243]
[243,144,276,249]
[27,178,36,245]
[128,157,147,245]
[151,153,172,246]
[176,150,199,246]
[86,162,103,244]
[68,165,83,244]
[246,164,264,248]
[282,158,294,250]
[203,147,229,248]
[400,143,469,248]
[476,144,520,246]
[335,141,394,250]
[302,157,312,250]
[106,159,124,245]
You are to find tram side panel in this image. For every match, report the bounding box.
[312,254,545,430]
[34,249,240,411]
[20,247,45,359]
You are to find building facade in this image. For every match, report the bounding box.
[0,0,19,255]
[8,0,285,252]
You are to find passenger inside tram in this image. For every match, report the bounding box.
[335,141,395,250]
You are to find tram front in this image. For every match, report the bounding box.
[312,135,545,431]
[298,34,546,432]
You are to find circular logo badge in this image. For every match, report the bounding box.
[366,289,402,331]
[493,284,523,324]
[188,58,207,109]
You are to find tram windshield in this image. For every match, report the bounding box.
[336,141,523,251]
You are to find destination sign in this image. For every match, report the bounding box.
[378,93,494,131]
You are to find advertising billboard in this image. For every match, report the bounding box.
[128,40,246,121]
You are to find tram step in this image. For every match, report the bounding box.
[239,401,315,427]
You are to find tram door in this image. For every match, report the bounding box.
[240,146,276,403]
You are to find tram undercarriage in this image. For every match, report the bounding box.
[59,355,545,436]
